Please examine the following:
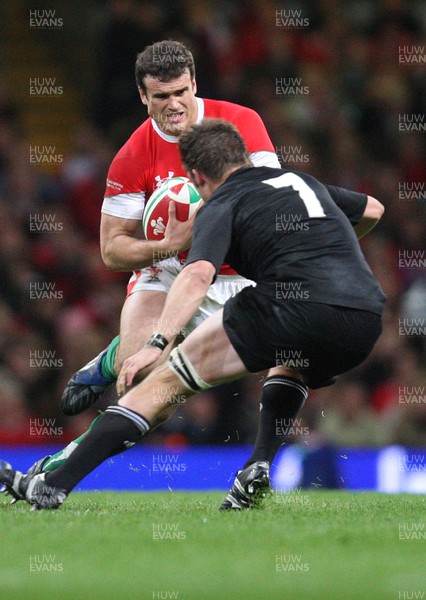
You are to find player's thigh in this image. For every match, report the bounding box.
[116,290,166,369]
[179,309,249,385]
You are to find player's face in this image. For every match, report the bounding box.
[139,72,198,137]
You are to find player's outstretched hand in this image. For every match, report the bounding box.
[163,200,198,252]
[117,347,162,396]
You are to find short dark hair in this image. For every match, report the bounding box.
[178,119,251,181]
[135,41,195,92]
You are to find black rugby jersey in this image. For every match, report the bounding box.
[186,166,386,315]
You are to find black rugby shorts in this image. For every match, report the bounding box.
[223,285,382,388]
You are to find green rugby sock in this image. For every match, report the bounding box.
[42,414,104,472]
[100,335,120,380]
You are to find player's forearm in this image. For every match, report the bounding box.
[354,196,384,239]
[101,236,173,271]
[154,262,214,341]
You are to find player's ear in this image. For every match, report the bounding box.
[191,79,197,95]
[191,169,205,188]
[189,169,198,184]
[138,86,148,105]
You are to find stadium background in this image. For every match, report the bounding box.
[0,0,425,489]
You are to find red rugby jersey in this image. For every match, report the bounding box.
[102,97,278,275]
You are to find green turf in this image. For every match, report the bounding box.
[1,491,425,600]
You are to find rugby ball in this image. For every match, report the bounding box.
[143,177,202,240]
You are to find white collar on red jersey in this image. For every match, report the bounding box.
[151,97,205,143]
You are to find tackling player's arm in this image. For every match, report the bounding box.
[326,184,384,240]
[100,202,195,271]
[151,259,215,340]
[353,196,384,239]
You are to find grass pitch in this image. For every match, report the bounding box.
[0,491,424,600]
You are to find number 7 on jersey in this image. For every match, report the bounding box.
[263,173,326,218]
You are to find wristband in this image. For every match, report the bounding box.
[144,332,169,352]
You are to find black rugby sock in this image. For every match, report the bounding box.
[45,406,150,493]
[244,376,308,468]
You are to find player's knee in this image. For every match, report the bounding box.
[268,365,304,382]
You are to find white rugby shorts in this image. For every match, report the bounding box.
[126,257,254,335]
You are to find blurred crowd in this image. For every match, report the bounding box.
[0,0,425,450]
